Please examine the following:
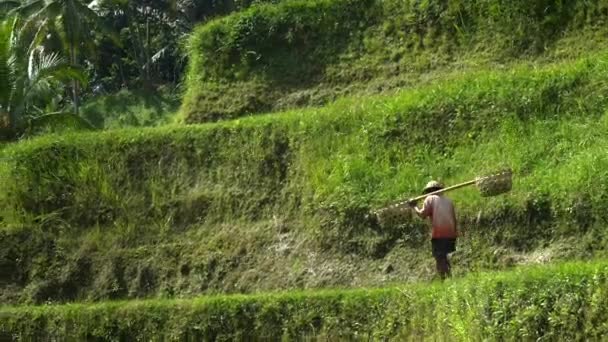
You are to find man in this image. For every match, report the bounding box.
[409,181,458,280]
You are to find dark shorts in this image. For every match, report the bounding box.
[432,238,456,257]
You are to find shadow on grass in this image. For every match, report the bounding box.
[81,89,180,129]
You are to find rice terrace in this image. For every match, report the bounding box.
[3,0,608,340]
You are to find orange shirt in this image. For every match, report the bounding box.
[420,195,458,239]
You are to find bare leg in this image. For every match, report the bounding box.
[434,255,449,280]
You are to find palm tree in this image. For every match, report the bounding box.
[0,17,87,140]
[93,0,190,87]
[5,0,108,115]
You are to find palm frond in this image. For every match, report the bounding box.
[0,0,20,18]
[142,45,169,71]
[74,0,121,46]
[28,110,96,130]
[27,46,60,80]
[0,20,16,108]
[45,64,88,85]
[18,1,61,32]
[26,78,55,103]
[14,3,58,57]
[30,18,49,49]
[27,47,87,85]
[73,0,103,22]
[7,0,44,18]
[43,17,64,51]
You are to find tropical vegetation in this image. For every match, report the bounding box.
[3,0,608,340]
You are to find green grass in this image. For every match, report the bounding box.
[4,0,608,338]
[79,89,180,130]
[181,0,608,122]
[4,52,608,303]
[3,260,608,340]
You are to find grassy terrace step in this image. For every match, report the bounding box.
[4,53,608,304]
[182,0,608,122]
[2,261,608,340]
[6,54,608,228]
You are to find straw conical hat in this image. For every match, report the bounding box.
[423,180,444,193]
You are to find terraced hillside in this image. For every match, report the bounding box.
[3,0,608,339]
[181,0,608,122]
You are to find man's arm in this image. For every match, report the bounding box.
[409,198,430,218]
[412,204,424,217]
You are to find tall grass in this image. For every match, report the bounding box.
[2,260,608,340]
[181,0,608,122]
[3,53,608,303]
[80,89,180,129]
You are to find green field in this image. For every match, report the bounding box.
[3,0,608,339]
[3,261,608,340]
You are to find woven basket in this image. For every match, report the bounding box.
[375,204,412,227]
[476,169,512,197]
